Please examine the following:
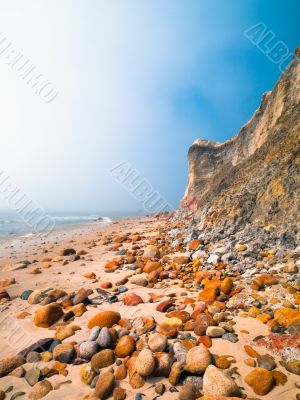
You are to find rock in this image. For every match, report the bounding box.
[26,351,41,363]
[194,314,215,336]
[155,383,166,395]
[34,303,63,328]
[114,364,127,380]
[95,371,115,399]
[132,277,148,287]
[115,335,136,358]
[123,293,143,306]
[143,246,160,258]
[0,355,25,377]
[173,342,188,365]
[135,349,155,377]
[132,316,156,335]
[9,365,25,377]
[179,383,197,400]
[159,317,183,337]
[54,326,76,341]
[72,303,87,317]
[203,365,238,397]
[148,333,167,352]
[89,327,101,341]
[80,364,97,385]
[283,361,300,375]
[220,278,233,294]
[274,308,300,327]
[28,380,53,399]
[97,327,112,348]
[169,361,183,385]
[19,338,54,358]
[59,248,76,256]
[215,356,231,369]
[206,326,225,338]
[20,289,33,300]
[87,311,121,328]
[153,352,172,377]
[91,349,115,369]
[207,254,220,264]
[185,344,212,374]
[257,354,276,370]
[113,387,126,400]
[79,341,99,360]
[73,288,88,305]
[156,299,174,312]
[166,310,191,322]
[25,367,41,386]
[53,343,75,363]
[244,368,274,395]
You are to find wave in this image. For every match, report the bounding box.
[51,215,112,222]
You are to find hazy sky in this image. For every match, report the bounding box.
[0,0,299,216]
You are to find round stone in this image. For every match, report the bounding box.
[135,349,155,377]
[185,344,212,374]
[148,333,168,352]
[79,341,99,360]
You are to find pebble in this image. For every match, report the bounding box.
[257,354,276,370]
[148,333,167,352]
[115,335,136,358]
[28,380,53,399]
[203,365,238,397]
[155,383,166,395]
[26,352,41,363]
[206,326,225,337]
[25,367,41,386]
[53,343,75,364]
[95,371,115,399]
[88,326,101,341]
[97,327,112,348]
[185,345,212,374]
[0,355,25,377]
[135,349,155,377]
[245,367,274,395]
[91,349,115,369]
[79,341,99,360]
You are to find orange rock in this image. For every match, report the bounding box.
[123,293,144,306]
[188,239,200,251]
[87,310,121,329]
[166,310,190,322]
[34,303,63,328]
[274,308,300,327]
[256,313,272,323]
[143,261,162,273]
[220,278,233,294]
[244,368,274,395]
[197,336,212,348]
[105,260,119,272]
[115,335,136,358]
[236,244,247,252]
[272,370,288,386]
[244,345,259,358]
[158,318,183,338]
[198,287,217,304]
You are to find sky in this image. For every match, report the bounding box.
[0,0,299,217]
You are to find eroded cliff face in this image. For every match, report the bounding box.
[182,46,300,244]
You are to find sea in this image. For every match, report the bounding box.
[0,211,112,240]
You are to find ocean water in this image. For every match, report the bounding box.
[0,211,111,239]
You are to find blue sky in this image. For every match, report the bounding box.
[0,0,299,216]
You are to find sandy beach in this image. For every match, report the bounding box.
[0,215,299,399]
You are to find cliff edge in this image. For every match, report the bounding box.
[182,46,300,246]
